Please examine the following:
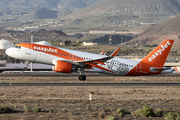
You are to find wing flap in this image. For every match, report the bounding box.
[74,47,121,69]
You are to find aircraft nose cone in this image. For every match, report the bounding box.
[5,48,14,57]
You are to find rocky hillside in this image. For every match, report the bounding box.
[20,7,58,21]
[126,14,180,46]
[0,0,99,13]
[35,29,67,37]
[57,0,99,11]
[57,8,73,18]
[65,0,180,19]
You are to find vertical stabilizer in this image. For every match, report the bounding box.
[140,39,174,67]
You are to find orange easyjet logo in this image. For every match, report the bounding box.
[33,46,58,53]
[148,41,171,62]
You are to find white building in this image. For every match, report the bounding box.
[0,39,14,49]
[82,42,97,46]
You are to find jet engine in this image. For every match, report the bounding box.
[52,60,77,73]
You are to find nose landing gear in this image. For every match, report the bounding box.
[24,61,29,71]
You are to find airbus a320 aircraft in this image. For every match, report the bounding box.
[5,39,174,81]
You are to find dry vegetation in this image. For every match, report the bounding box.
[0,75,180,119]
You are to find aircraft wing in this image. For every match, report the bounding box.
[74,47,121,68]
[74,56,113,65]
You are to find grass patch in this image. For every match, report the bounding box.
[32,106,42,113]
[0,105,13,113]
[164,112,180,120]
[23,105,30,112]
[107,116,118,120]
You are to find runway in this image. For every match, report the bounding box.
[1,83,180,86]
[0,73,180,86]
[1,72,180,77]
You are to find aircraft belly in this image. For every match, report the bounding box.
[35,53,54,65]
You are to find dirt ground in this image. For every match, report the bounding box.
[0,75,180,120]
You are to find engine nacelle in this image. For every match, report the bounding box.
[52,60,76,73]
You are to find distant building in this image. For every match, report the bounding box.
[89,31,116,34]
[82,42,97,46]
[60,41,65,46]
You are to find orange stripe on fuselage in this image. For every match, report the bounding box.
[85,62,117,74]
[125,62,162,76]
[17,43,84,61]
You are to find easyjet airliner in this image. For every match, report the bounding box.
[5,39,174,81]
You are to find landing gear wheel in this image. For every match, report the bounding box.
[82,75,86,81]
[79,75,82,81]
[24,67,27,71]
[79,75,86,81]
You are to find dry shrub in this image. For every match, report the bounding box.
[0,105,13,113]
[135,105,155,117]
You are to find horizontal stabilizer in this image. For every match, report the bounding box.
[150,67,171,71]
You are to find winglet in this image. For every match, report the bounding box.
[100,51,105,55]
[110,47,121,57]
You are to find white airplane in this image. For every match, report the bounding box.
[5,39,174,81]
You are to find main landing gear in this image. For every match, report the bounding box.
[79,68,86,81]
[79,75,86,81]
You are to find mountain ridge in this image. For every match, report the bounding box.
[126,14,180,46]
[65,0,180,19]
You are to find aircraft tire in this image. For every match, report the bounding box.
[79,75,82,81]
[82,75,86,81]
[24,67,28,71]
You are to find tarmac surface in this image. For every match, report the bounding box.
[0,83,180,86]
[0,72,180,87]
[0,72,180,77]
[0,72,180,86]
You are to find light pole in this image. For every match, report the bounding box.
[30,31,33,72]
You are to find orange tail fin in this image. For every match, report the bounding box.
[140,39,174,67]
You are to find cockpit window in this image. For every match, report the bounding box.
[14,46,21,49]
